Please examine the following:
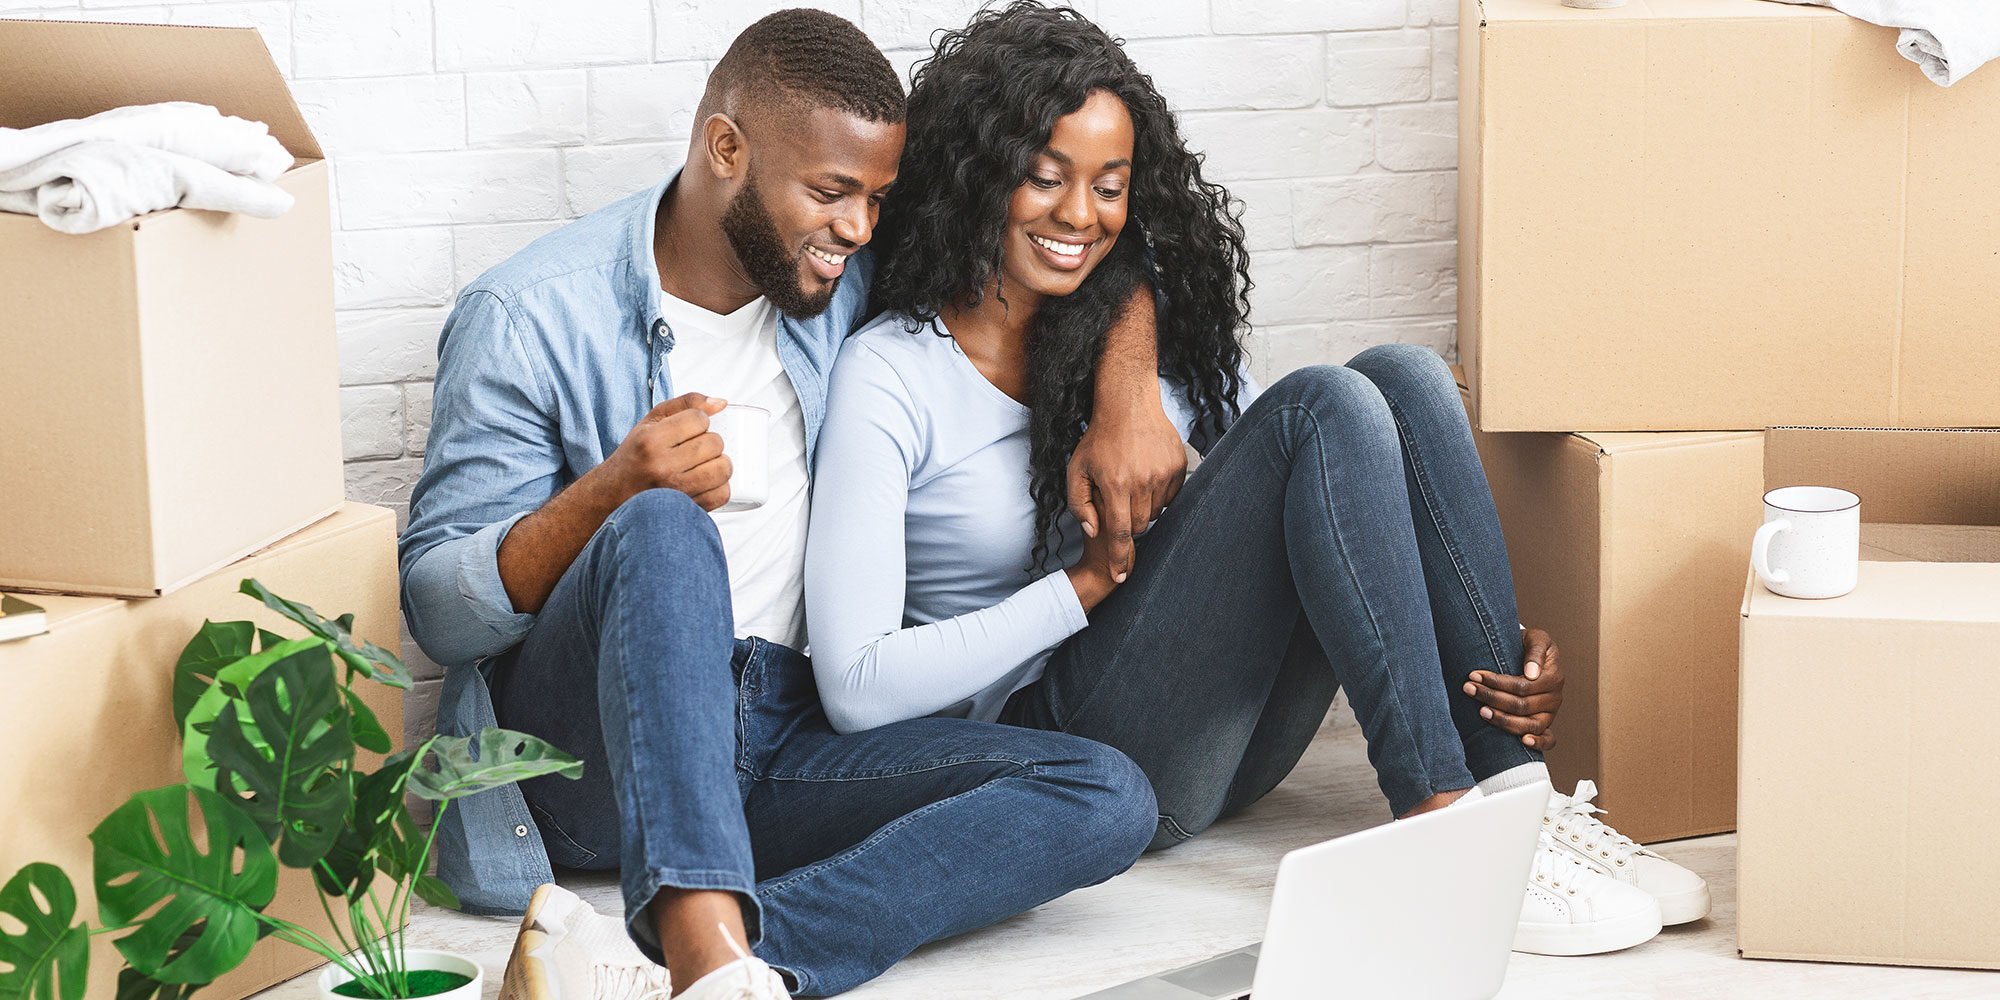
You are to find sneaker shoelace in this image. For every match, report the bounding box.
[596,962,672,1000]
[709,921,788,1000]
[1530,830,1612,899]
[1548,780,1644,869]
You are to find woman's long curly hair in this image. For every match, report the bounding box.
[871,1,1253,572]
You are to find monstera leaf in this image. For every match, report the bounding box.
[90,786,277,985]
[112,967,199,1000]
[0,864,88,1000]
[181,637,336,791]
[312,753,413,903]
[238,580,410,690]
[407,730,583,803]
[207,650,354,868]
[171,620,255,731]
[343,688,393,755]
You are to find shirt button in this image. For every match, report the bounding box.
[651,319,667,338]
[514,824,529,838]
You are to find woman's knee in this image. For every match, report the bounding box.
[1265,364,1397,438]
[1345,343,1456,410]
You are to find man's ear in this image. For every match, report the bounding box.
[701,113,748,182]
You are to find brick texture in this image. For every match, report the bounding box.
[9,0,1462,567]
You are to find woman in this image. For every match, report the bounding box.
[804,1,1707,958]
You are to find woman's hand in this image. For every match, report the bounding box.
[1064,523,1128,612]
[1462,627,1566,750]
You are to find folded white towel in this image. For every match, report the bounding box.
[0,101,294,234]
[0,141,296,234]
[1764,0,2000,86]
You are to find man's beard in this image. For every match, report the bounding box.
[720,172,838,318]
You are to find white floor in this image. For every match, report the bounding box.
[255,724,1996,999]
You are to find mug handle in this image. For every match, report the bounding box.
[1751,519,1793,589]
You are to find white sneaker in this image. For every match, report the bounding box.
[500,883,672,1000]
[1515,832,1664,956]
[674,924,791,1000]
[1543,780,1712,925]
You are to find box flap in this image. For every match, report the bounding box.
[1482,0,1840,24]
[1764,427,2000,526]
[0,19,320,161]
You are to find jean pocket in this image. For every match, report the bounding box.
[525,801,602,870]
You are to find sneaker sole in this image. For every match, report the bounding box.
[503,928,556,1000]
[1655,883,1711,926]
[1513,906,1664,956]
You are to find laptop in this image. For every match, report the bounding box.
[1076,781,1550,1000]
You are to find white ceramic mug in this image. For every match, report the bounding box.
[707,403,770,513]
[1750,486,1860,599]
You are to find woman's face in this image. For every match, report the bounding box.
[998,88,1135,304]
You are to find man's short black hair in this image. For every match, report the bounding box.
[697,9,905,130]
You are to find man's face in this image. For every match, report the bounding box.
[720,105,904,317]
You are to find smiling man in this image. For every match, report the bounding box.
[398,10,1178,1000]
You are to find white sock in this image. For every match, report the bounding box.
[1476,761,1551,796]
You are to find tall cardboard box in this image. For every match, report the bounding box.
[1461,377,1762,842]
[1738,428,2000,971]
[1459,0,2000,431]
[0,19,343,597]
[0,504,405,1000]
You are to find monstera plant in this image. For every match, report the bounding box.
[0,580,581,1000]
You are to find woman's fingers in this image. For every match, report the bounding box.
[1462,682,1557,717]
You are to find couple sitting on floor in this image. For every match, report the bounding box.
[398,5,1710,998]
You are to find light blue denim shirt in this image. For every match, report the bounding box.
[399,172,876,915]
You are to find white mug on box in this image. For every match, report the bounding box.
[1750,486,1860,599]
[708,403,771,513]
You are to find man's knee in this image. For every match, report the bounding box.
[1039,737,1158,879]
[601,488,726,569]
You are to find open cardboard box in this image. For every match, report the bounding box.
[1459,0,2000,431]
[1738,427,2000,970]
[0,18,343,598]
[0,504,404,1000]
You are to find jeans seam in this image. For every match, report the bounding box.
[1046,405,1243,731]
[759,752,1047,783]
[1382,395,1513,677]
[1294,399,1455,809]
[600,518,669,899]
[756,762,1040,902]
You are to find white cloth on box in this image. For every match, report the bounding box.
[0,101,294,234]
[1764,0,2000,86]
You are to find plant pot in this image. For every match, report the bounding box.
[316,948,484,1000]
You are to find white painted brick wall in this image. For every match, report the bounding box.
[4,0,1462,525]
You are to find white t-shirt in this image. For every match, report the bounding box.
[660,289,811,651]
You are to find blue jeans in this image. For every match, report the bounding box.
[488,489,1157,996]
[1003,344,1540,840]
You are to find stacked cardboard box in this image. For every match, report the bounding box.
[0,19,397,1000]
[1460,0,2000,967]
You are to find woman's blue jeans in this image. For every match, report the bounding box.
[1003,343,1542,842]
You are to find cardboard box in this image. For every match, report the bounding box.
[0,19,343,597]
[1738,428,2000,970]
[0,504,405,1000]
[1458,0,2000,431]
[1461,376,1762,842]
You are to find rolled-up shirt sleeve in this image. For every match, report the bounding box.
[399,289,562,666]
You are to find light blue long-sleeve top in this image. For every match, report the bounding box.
[804,311,1257,734]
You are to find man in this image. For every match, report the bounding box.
[399,10,1185,1000]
